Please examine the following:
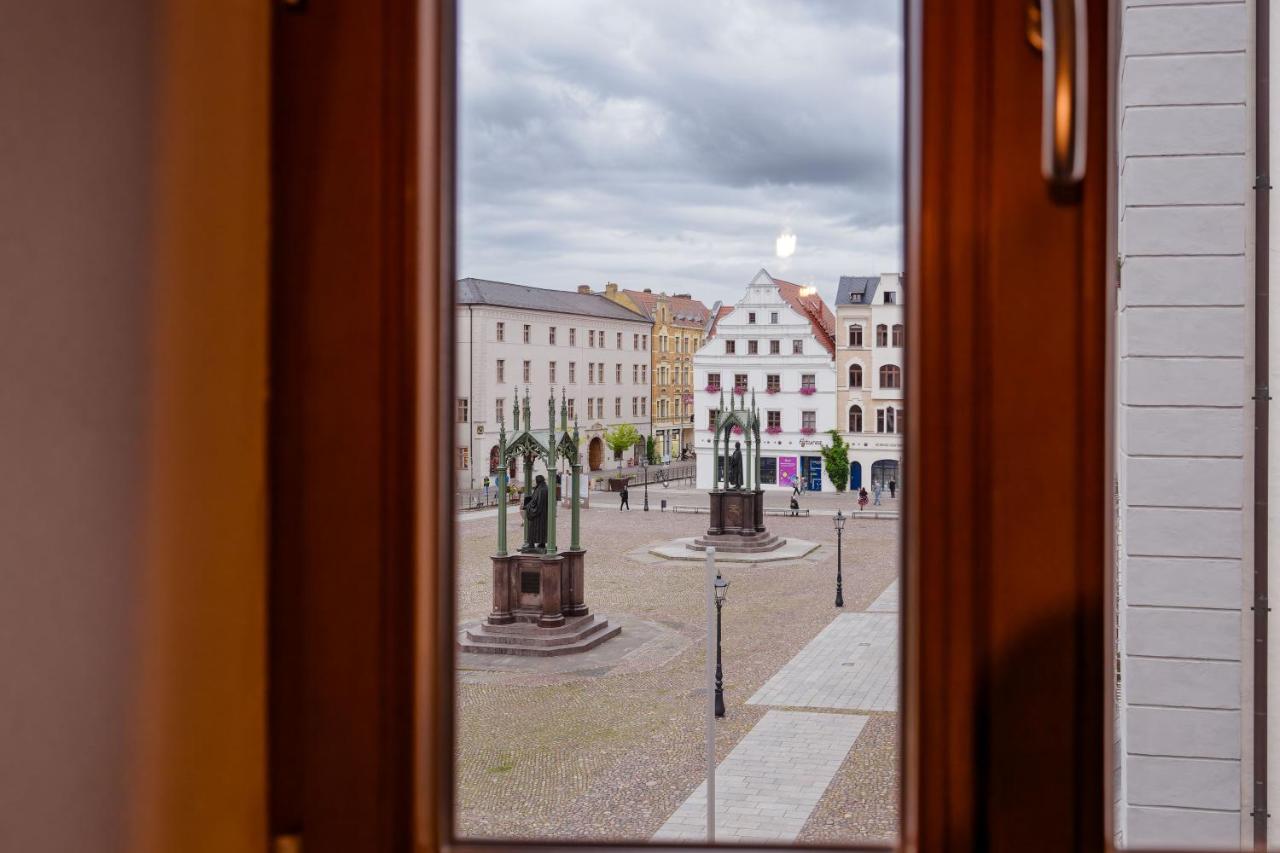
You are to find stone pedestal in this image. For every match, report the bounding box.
[688,489,783,553]
[464,548,614,655]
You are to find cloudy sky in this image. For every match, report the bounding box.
[457,0,903,309]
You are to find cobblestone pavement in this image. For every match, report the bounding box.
[652,711,869,843]
[454,505,899,844]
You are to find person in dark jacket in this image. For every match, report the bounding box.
[620,482,630,511]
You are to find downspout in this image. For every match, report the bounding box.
[1255,0,1271,845]
[470,305,475,491]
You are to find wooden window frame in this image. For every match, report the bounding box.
[268,0,1116,851]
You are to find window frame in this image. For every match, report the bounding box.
[267,1,1116,850]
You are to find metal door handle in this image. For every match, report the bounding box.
[1033,0,1087,187]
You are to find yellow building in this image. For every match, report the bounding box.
[601,283,710,458]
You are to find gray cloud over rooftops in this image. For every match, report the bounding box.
[458,0,903,308]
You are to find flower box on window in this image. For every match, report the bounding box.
[765,425,782,435]
[800,426,816,435]
[705,384,721,392]
[765,387,779,395]
[799,386,817,396]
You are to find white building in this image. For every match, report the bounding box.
[834,274,904,491]
[454,278,653,491]
[694,269,837,491]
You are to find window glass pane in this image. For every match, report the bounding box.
[454,0,902,845]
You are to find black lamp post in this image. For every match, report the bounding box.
[714,569,729,717]
[834,510,846,608]
[642,461,650,511]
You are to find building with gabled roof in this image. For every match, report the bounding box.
[834,273,903,491]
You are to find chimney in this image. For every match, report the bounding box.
[674,293,691,299]
[643,288,652,293]
[577,285,592,294]
[605,282,618,296]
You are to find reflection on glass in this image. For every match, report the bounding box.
[453,0,903,843]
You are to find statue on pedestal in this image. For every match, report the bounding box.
[521,474,548,553]
[727,441,744,490]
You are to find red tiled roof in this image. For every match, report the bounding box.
[771,277,836,356]
[621,289,710,325]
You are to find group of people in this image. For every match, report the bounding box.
[856,478,897,510]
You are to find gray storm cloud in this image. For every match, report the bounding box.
[458,0,903,307]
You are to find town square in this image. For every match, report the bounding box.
[454,477,900,844]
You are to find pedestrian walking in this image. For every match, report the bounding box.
[889,479,896,499]
[620,482,630,511]
[858,486,869,511]
[483,475,491,504]
[873,482,882,506]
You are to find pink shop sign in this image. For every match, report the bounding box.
[777,456,798,486]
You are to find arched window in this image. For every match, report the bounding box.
[848,405,863,433]
[876,324,888,347]
[892,323,905,347]
[879,364,902,389]
[848,363,863,388]
[848,324,863,347]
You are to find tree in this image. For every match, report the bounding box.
[646,434,659,464]
[604,423,642,469]
[821,430,851,493]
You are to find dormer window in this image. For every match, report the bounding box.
[884,291,897,304]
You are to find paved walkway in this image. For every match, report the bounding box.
[652,578,900,843]
[651,710,868,843]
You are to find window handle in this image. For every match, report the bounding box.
[1029,0,1087,187]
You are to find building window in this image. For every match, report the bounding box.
[641,365,647,382]
[640,398,646,415]
[767,410,781,430]
[880,364,902,389]
[748,340,758,355]
[708,408,719,429]
[769,339,780,355]
[707,372,721,391]
[496,398,505,423]
[884,291,897,304]
[457,447,469,470]
[726,340,736,354]
[802,411,816,432]
[569,362,576,383]
[549,326,557,345]
[848,405,862,432]
[748,311,757,324]
[589,330,595,348]
[632,397,638,416]
[633,333,639,349]
[792,339,803,354]
[597,397,603,417]
[659,366,667,386]
[496,321,505,342]
[550,361,557,383]
[770,312,779,324]
[632,365,638,383]
[570,328,576,346]
[615,397,621,417]
[660,335,668,352]
[877,409,885,432]
[587,398,594,419]
[643,334,648,350]
[848,324,863,347]
[616,332,622,348]
[616,363,622,383]
[496,359,505,383]
[523,360,531,382]
[896,408,904,434]
[801,373,816,390]
[766,374,780,393]
[877,407,896,433]
[522,324,531,343]
[659,399,667,418]
[876,324,888,347]
[457,398,469,423]
[848,363,862,387]
[598,330,604,347]
[892,324,904,347]
[567,398,575,419]
[734,373,747,393]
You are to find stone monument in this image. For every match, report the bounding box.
[459,389,620,656]
[688,387,784,553]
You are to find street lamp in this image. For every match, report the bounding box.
[642,460,650,511]
[714,569,730,717]
[833,510,846,607]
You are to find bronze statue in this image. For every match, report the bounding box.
[521,474,549,552]
[728,441,744,489]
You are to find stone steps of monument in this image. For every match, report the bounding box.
[458,620,621,657]
[463,615,612,648]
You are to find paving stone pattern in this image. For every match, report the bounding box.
[747,610,899,712]
[652,711,869,843]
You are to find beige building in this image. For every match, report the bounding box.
[599,283,710,458]
[834,274,903,491]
